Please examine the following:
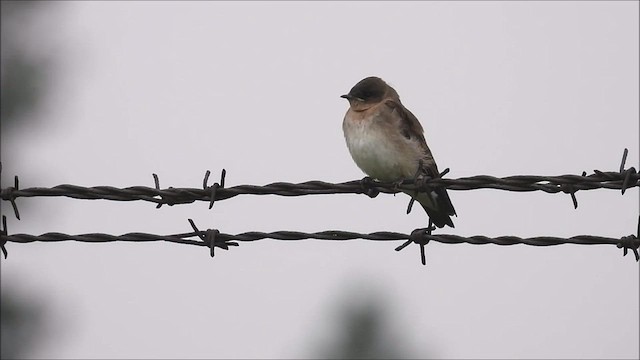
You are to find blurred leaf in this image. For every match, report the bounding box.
[0,0,49,130]
[0,288,45,359]
[312,285,422,359]
[1,55,44,127]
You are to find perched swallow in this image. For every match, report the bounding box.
[341,76,456,228]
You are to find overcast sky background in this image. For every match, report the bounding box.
[1,1,639,359]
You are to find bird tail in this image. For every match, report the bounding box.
[414,187,456,228]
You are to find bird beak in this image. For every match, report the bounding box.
[341,94,363,101]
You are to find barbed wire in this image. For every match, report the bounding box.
[1,149,637,220]
[1,216,638,265]
[1,149,637,264]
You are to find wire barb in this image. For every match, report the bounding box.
[203,169,227,209]
[187,218,238,257]
[406,198,416,214]
[404,221,436,265]
[359,176,380,198]
[1,215,8,259]
[561,184,579,209]
[406,160,426,215]
[616,215,640,261]
[405,167,451,216]
[0,166,21,219]
[619,148,628,173]
[618,148,636,195]
[0,161,20,220]
[152,173,201,208]
[153,173,163,209]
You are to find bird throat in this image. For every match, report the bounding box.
[349,101,377,112]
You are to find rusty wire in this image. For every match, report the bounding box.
[1,216,638,265]
[1,149,638,220]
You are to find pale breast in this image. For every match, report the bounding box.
[342,109,420,182]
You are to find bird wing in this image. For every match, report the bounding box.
[383,98,457,222]
[383,98,437,175]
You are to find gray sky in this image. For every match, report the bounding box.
[1,1,639,359]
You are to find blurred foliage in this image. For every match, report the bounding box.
[0,1,49,131]
[1,1,52,359]
[312,284,429,359]
[1,54,45,129]
[322,299,409,359]
[0,288,45,359]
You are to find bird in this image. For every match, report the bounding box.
[341,76,456,228]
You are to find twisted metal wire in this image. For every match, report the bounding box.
[1,149,638,220]
[1,150,637,264]
[1,216,638,264]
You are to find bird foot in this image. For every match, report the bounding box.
[390,179,406,192]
